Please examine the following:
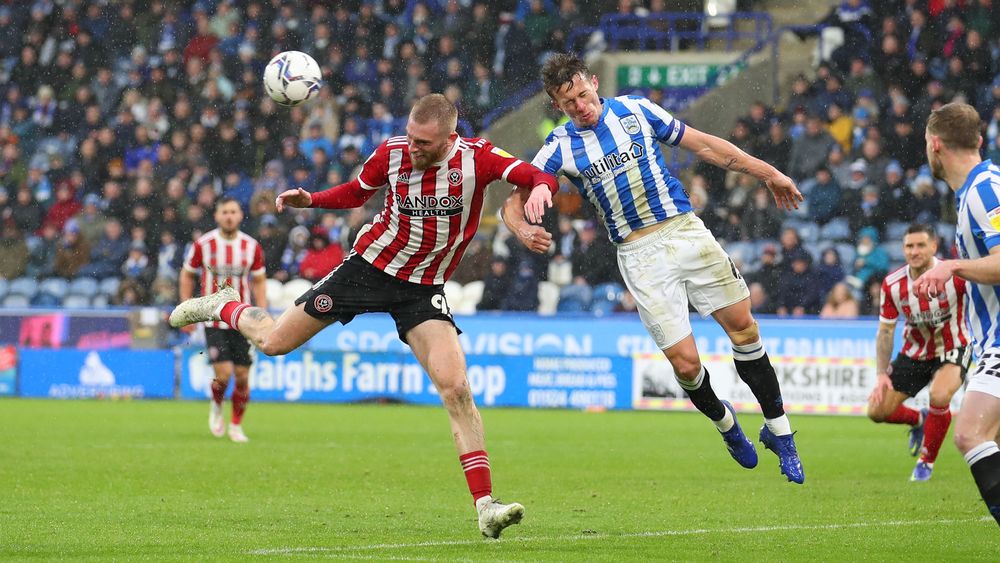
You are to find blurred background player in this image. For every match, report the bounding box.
[504,53,806,483]
[868,223,969,482]
[180,197,266,443]
[914,103,1000,526]
[170,94,557,538]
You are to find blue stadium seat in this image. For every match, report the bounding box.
[2,294,30,308]
[99,277,121,298]
[0,278,8,299]
[882,242,905,263]
[834,243,856,267]
[31,293,62,307]
[937,224,956,245]
[792,221,821,243]
[590,283,625,317]
[803,242,824,263]
[819,218,852,241]
[63,295,91,309]
[69,277,100,298]
[39,278,69,299]
[557,284,592,313]
[91,294,110,308]
[886,221,909,242]
[8,277,38,298]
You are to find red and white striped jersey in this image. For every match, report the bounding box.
[183,229,265,329]
[352,135,536,285]
[879,259,969,360]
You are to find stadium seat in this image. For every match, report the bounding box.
[886,221,909,242]
[63,295,91,309]
[591,282,625,317]
[723,241,756,268]
[937,224,956,244]
[38,278,70,300]
[99,277,121,298]
[265,278,284,306]
[462,280,485,312]
[547,260,572,286]
[882,242,905,263]
[282,279,313,306]
[91,294,110,308]
[68,277,100,298]
[795,221,821,243]
[537,281,560,316]
[9,277,39,298]
[444,281,464,312]
[557,284,592,313]
[31,293,62,307]
[819,218,852,241]
[2,294,30,308]
[0,278,8,300]
[834,243,856,266]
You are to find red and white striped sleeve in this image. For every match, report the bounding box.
[250,242,265,277]
[480,140,559,194]
[879,278,898,324]
[357,141,391,191]
[182,241,202,274]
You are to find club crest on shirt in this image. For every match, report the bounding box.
[314,294,333,313]
[619,114,641,135]
[447,168,463,185]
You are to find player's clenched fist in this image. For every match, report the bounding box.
[275,188,313,212]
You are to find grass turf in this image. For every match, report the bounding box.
[1,399,997,561]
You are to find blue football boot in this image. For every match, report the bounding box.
[910,461,933,482]
[719,401,758,469]
[908,408,928,457]
[759,426,805,484]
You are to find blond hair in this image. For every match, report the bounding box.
[410,94,458,134]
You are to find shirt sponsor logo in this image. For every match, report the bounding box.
[581,141,645,186]
[395,194,465,217]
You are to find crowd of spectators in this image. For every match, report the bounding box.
[0,1,998,321]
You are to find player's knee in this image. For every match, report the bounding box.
[258,338,293,357]
[670,355,702,381]
[438,378,473,410]
[727,320,759,346]
[928,389,952,408]
[866,404,887,423]
[953,426,982,454]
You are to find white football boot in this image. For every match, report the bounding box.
[476,496,524,539]
[228,423,249,443]
[168,285,241,328]
[209,401,225,437]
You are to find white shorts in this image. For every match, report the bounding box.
[967,350,1000,399]
[616,213,749,350]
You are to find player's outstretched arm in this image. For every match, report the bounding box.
[914,247,1000,298]
[678,126,804,211]
[502,187,553,254]
[275,188,312,212]
[277,180,377,212]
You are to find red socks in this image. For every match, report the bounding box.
[921,405,952,464]
[211,379,226,405]
[460,450,492,503]
[886,404,921,426]
[231,386,249,425]
[219,301,250,329]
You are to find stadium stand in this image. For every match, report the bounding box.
[0,1,994,322]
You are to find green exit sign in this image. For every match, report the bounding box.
[618,63,745,89]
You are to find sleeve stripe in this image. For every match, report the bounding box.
[357,177,384,191]
[500,161,522,182]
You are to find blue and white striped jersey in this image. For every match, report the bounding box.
[531,96,691,243]
[955,159,1000,356]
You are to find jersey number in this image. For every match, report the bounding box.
[431,294,451,316]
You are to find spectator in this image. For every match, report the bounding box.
[741,186,783,241]
[911,174,942,224]
[299,228,345,282]
[815,247,846,297]
[122,240,155,286]
[803,165,842,225]
[54,223,91,279]
[748,244,782,297]
[501,258,541,312]
[79,219,129,280]
[42,183,82,234]
[820,282,860,319]
[759,120,791,173]
[776,250,823,317]
[748,281,777,315]
[450,235,492,286]
[478,256,512,311]
[26,223,59,279]
[847,226,889,289]
[0,224,28,280]
[570,221,618,287]
[788,113,837,182]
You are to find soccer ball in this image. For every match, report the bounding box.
[263,51,322,107]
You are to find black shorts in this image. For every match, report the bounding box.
[205,327,253,366]
[889,346,970,396]
[294,254,459,343]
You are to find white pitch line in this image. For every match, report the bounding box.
[247,516,992,556]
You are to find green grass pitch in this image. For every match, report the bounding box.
[1,399,997,560]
